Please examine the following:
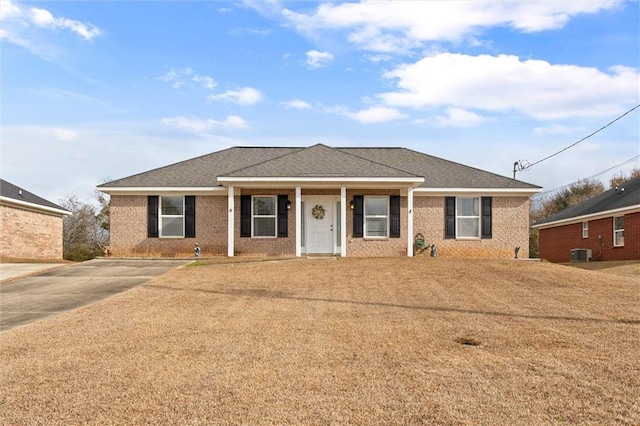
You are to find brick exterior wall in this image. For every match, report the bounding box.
[0,204,64,260]
[538,212,640,262]
[108,192,531,259]
[109,195,228,257]
[413,195,531,259]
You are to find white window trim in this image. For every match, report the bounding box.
[159,196,185,238]
[252,195,277,238]
[364,196,389,238]
[613,216,624,247]
[582,221,588,239]
[456,197,481,239]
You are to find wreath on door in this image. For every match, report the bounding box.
[311,204,326,220]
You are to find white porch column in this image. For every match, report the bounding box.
[340,186,347,257]
[295,186,302,257]
[407,187,414,257]
[227,186,235,257]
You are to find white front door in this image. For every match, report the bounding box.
[305,196,335,254]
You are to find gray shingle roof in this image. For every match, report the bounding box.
[535,176,640,226]
[0,179,69,213]
[223,144,420,178]
[98,144,540,190]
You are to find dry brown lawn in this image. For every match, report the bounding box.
[1,258,638,425]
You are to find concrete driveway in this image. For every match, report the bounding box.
[0,259,190,332]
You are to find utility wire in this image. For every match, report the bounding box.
[514,104,640,177]
[532,154,640,198]
[530,104,640,167]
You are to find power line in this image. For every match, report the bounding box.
[532,154,640,199]
[513,103,640,177]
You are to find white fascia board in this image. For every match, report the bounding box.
[98,187,226,195]
[532,204,640,229]
[414,187,541,196]
[0,196,72,216]
[217,176,424,183]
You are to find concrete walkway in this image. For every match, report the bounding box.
[1,263,69,283]
[0,259,190,332]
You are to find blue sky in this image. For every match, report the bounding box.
[2,0,639,205]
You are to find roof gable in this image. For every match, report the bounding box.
[0,179,69,214]
[535,176,640,226]
[222,144,421,179]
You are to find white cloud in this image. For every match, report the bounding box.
[158,67,194,89]
[533,124,588,136]
[431,108,486,128]
[379,53,639,120]
[29,6,101,40]
[32,126,79,141]
[192,75,217,90]
[282,1,624,53]
[208,87,263,105]
[280,99,312,109]
[363,53,392,63]
[0,0,101,58]
[162,116,248,132]
[338,106,408,124]
[306,50,334,68]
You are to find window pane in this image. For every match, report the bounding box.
[162,217,183,237]
[254,217,276,237]
[614,231,624,246]
[614,217,624,230]
[366,218,387,237]
[254,197,275,215]
[458,218,479,238]
[366,197,387,216]
[457,198,479,216]
[162,197,183,215]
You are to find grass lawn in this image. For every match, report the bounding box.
[1,258,638,425]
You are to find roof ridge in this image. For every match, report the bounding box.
[218,146,306,176]
[336,147,423,178]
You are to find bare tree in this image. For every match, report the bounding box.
[609,168,640,189]
[60,194,109,261]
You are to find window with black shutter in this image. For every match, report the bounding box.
[148,196,159,238]
[353,195,363,238]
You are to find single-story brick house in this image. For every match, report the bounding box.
[0,179,71,261]
[98,144,540,258]
[532,176,640,262]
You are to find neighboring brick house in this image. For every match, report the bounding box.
[0,179,71,261]
[533,176,640,262]
[98,144,540,258]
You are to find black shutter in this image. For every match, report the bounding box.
[185,196,196,238]
[353,195,363,238]
[240,195,251,238]
[147,196,159,238]
[277,195,288,238]
[390,195,400,238]
[481,197,492,239]
[445,196,455,239]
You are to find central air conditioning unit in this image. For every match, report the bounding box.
[570,248,592,262]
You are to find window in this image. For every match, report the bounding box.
[253,196,276,237]
[445,196,491,239]
[456,197,480,238]
[160,196,184,237]
[364,197,388,237]
[614,216,624,247]
[582,221,588,238]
